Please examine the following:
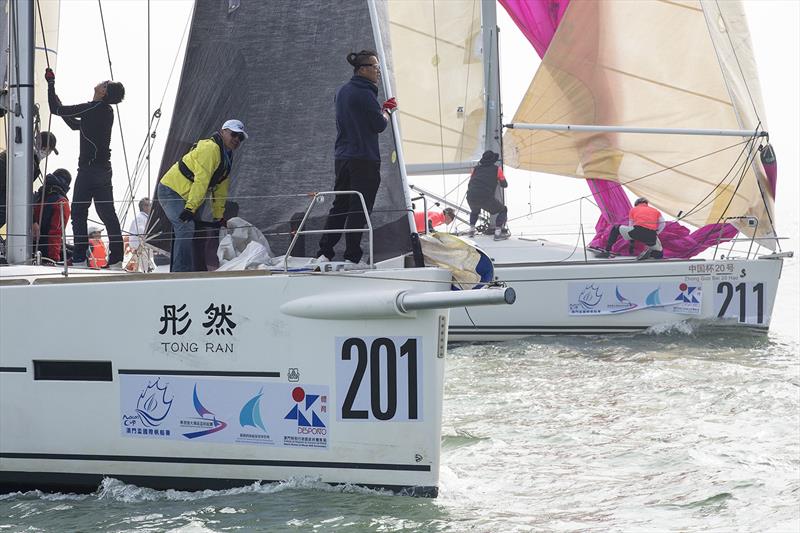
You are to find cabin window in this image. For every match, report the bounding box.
[33,360,113,381]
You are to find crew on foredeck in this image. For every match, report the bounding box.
[31,169,72,263]
[46,67,126,269]
[156,120,245,272]
[599,197,665,260]
[313,50,396,265]
[467,151,509,241]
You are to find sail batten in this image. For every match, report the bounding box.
[503,0,776,243]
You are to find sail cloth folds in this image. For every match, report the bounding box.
[150,0,411,262]
[497,0,568,59]
[385,0,486,173]
[503,0,777,248]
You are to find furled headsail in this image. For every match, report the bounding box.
[503,0,777,247]
[151,0,412,261]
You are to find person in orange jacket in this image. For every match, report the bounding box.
[599,197,665,259]
[87,226,108,268]
[414,207,455,233]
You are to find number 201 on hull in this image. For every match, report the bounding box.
[336,336,422,422]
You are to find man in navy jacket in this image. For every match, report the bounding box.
[314,49,396,264]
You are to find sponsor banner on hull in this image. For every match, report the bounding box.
[120,376,329,449]
[568,281,702,316]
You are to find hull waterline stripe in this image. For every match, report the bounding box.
[448,325,769,335]
[450,325,646,331]
[118,369,281,378]
[0,367,26,373]
[0,452,430,472]
[0,471,437,497]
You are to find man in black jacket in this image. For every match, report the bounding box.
[467,150,509,240]
[46,67,126,268]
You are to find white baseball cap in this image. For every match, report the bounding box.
[222,119,249,139]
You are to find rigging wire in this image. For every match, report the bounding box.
[119,7,192,227]
[147,0,151,196]
[504,138,753,223]
[33,0,54,254]
[712,0,761,125]
[429,2,447,200]
[97,0,135,227]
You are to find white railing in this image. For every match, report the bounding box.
[284,190,374,272]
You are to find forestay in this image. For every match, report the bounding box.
[150,0,411,262]
[503,0,776,245]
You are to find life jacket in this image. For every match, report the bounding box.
[178,133,231,190]
[414,211,447,232]
[630,204,660,230]
[88,238,108,268]
[468,163,504,198]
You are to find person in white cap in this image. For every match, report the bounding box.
[156,119,247,272]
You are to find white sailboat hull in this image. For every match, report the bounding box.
[0,267,454,496]
[449,236,784,340]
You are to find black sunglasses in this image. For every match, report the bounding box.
[231,131,245,141]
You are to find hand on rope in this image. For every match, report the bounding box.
[381,97,397,114]
[44,68,55,85]
[178,208,194,223]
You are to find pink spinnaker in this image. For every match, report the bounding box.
[499,0,742,258]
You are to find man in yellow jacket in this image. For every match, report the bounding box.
[156,119,247,271]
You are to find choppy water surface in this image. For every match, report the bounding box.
[3,271,798,532]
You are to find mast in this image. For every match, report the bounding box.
[367,0,424,266]
[481,0,502,157]
[481,0,504,226]
[6,0,34,264]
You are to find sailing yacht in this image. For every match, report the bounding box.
[0,0,512,496]
[387,0,791,340]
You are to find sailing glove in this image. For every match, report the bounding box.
[44,68,55,85]
[381,97,397,114]
[178,208,194,223]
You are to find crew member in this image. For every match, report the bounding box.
[414,207,455,233]
[125,197,153,272]
[157,119,245,272]
[87,226,108,269]
[31,168,71,262]
[599,197,665,259]
[314,49,396,264]
[46,68,126,268]
[467,150,508,240]
[0,131,58,229]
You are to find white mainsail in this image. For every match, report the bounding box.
[386,0,486,172]
[503,0,776,244]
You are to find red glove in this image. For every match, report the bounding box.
[44,68,55,84]
[381,97,397,114]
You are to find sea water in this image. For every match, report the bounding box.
[2,259,797,532]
